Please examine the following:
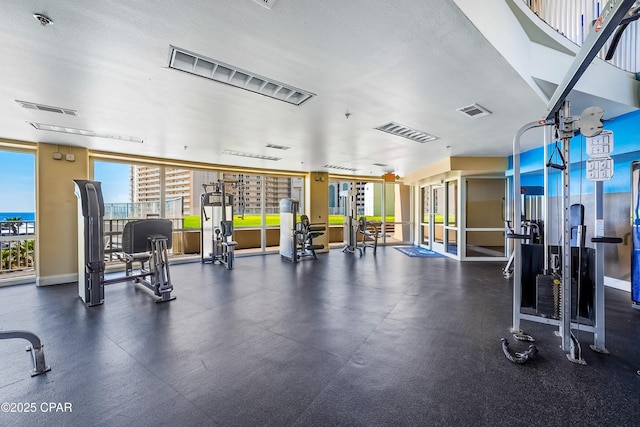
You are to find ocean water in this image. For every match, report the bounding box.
[0,212,35,221]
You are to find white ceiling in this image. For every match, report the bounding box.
[0,0,558,176]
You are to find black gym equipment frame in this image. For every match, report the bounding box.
[74,180,176,306]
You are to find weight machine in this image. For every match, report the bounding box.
[201,181,237,269]
[505,0,634,364]
[502,186,544,278]
[279,198,325,262]
[74,180,176,306]
[341,188,362,255]
[509,104,621,364]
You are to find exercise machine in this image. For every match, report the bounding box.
[116,219,176,303]
[341,188,362,255]
[504,0,636,363]
[279,198,325,262]
[201,181,237,269]
[0,330,51,376]
[357,216,379,254]
[508,104,621,364]
[503,186,544,278]
[74,179,176,306]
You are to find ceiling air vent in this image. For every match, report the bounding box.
[374,122,438,143]
[168,46,314,106]
[252,0,278,9]
[222,149,281,161]
[322,164,359,172]
[17,100,78,116]
[29,122,143,143]
[372,163,389,167]
[456,103,491,119]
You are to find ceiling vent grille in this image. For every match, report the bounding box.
[456,103,491,119]
[374,122,438,143]
[29,122,143,143]
[168,46,314,106]
[222,149,281,161]
[17,100,78,116]
[372,163,389,167]
[322,164,359,172]
[252,0,278,9]
[265,143,291,150]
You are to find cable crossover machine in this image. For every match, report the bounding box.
[503,0,636,365]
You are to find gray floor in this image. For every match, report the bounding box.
[1,247,639,426]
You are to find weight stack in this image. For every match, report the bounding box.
[536,274,559,318]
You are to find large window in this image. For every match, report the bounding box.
[94,160,306,256]
[464,178,506,258]
[0,150,35,276]
[328,179,411,245]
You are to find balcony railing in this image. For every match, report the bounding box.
[524,0,639,72]
[0,220,35,274]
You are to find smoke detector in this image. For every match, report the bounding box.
[33,13,53,27]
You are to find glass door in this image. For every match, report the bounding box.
[420,186,430,248]
[431,185,445,252]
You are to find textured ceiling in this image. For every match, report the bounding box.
[0,0,550,176]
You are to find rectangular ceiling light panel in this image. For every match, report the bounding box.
[322,164,359,172]
[222,149,281,161]
[169,46,314,106]
[16,100,78,116]
[29,122,143,143]
[374,122,439,143]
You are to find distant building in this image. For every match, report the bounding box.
[130,166,302,217]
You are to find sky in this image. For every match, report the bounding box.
[0,151,35,212]
[0,151,131,211]
[93,161,131,203]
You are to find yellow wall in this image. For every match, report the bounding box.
[393,184,411,241]
[405,156,507,185]
[305,172,329,252]
[35,143,89,286]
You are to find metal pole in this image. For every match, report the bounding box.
[543,126,550,272]
[591,180,608,353]
[560,102,572,352]
[511,120,552,333]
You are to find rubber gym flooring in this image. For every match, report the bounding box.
[1,247,639,426]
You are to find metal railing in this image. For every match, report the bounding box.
[0,220,35,274]
[524,0,639,72]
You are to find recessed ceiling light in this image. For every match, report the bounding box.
[168,46,315,106]
[16,100,78,116]
[456,103,492,119]
[28,122,143,143]
[374,122,439,143]
[222,149,281,161]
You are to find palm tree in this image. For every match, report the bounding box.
[2,217,23,235]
